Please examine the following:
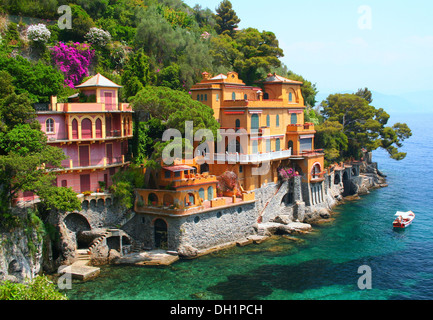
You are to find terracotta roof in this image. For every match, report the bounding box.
[210,73,228,80]
[76,73,122,88]
[264,73,303,84]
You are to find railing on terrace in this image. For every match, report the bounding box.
[33,103,50,111]
[211,149,292,163]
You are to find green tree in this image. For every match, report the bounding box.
[130,86,219,139]
[234,28,283,85]
[58,4,95,43]
[315,120,348,164]
[321,91,412,160]
[121,48,152,98]
[215,0,240,37]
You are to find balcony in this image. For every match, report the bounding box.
[54,155,129,172]
[286,123,315,132]
[52,103,133,113]
[212,149,292,164]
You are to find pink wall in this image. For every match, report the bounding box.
[55,168,118,193]
[38,114,67,140]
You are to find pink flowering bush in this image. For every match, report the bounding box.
[278,167,299,180]
[50,42,95,88]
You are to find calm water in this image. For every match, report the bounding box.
[66,113,433,300]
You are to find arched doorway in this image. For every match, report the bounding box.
[154,219,168,250]
[148,193,158,206]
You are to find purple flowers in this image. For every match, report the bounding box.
[278,167,299,180]
[50,42,95,88]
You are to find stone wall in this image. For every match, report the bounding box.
[0,209,44,283]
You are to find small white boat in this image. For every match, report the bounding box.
[393,211,415,229]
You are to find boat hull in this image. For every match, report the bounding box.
[393,213,415,229]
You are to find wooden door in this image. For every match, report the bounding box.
[79,145,90,167]
[104,92,113,110]
[80,174,91,193]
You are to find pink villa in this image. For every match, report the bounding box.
[19,74,134,202]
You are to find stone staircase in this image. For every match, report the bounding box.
[88,230,110,254]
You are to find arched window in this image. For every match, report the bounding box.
[291,113,297,125]
[276,138,281,151]
[232,92,236,100]
[288,140,294,151]
[266,114,270,127]
[235,119,241,129]
[199,188,205,201]
[251,114,259,130]
[276,114,280,127]
[207,186,214,201]
[289,92,293,102]
[95,118,102,138]
[312,163,321,179]
[81,118,92,139]
[263,92,269,100]
[72,119,78,139]
[201,94,203,101]
[46,118,54,134]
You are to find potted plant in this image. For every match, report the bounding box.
[98,181,106,193]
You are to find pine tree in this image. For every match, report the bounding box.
[215,0,240,37]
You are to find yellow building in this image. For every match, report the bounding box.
[190,71,325,190]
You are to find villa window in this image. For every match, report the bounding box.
[204,94,207,101]
[312,163,321,179]
[46,118,54,134]
[251,114,259,130]
[199,188,205,201]
[197,94,200,101]
[276,115,280,127]
[266,139,271,153]
[165,170,171,179]
[276,138,281,151]
[266,115,270,127]
[235,119,241,130]
[216,94,219,102]
[244,94,248,100]
[232,92,236,101]
[291,113,297,125]
[252,140,258,154]
[289,92,293,102]
[207,186,214,201]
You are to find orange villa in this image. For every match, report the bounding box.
[132,72,331,252]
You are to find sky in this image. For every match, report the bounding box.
[183,0,433,96]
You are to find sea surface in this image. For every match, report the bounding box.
[66,113,433,300]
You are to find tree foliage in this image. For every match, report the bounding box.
[320,89,412,160]
[215,0,240,37]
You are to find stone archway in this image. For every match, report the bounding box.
[64,213,92,249]
[154,219,168,250]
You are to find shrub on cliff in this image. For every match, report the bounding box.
[0,275,67,300]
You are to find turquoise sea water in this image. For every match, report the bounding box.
[66,113,433,300]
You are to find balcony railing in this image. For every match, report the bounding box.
[211,149,292,164]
